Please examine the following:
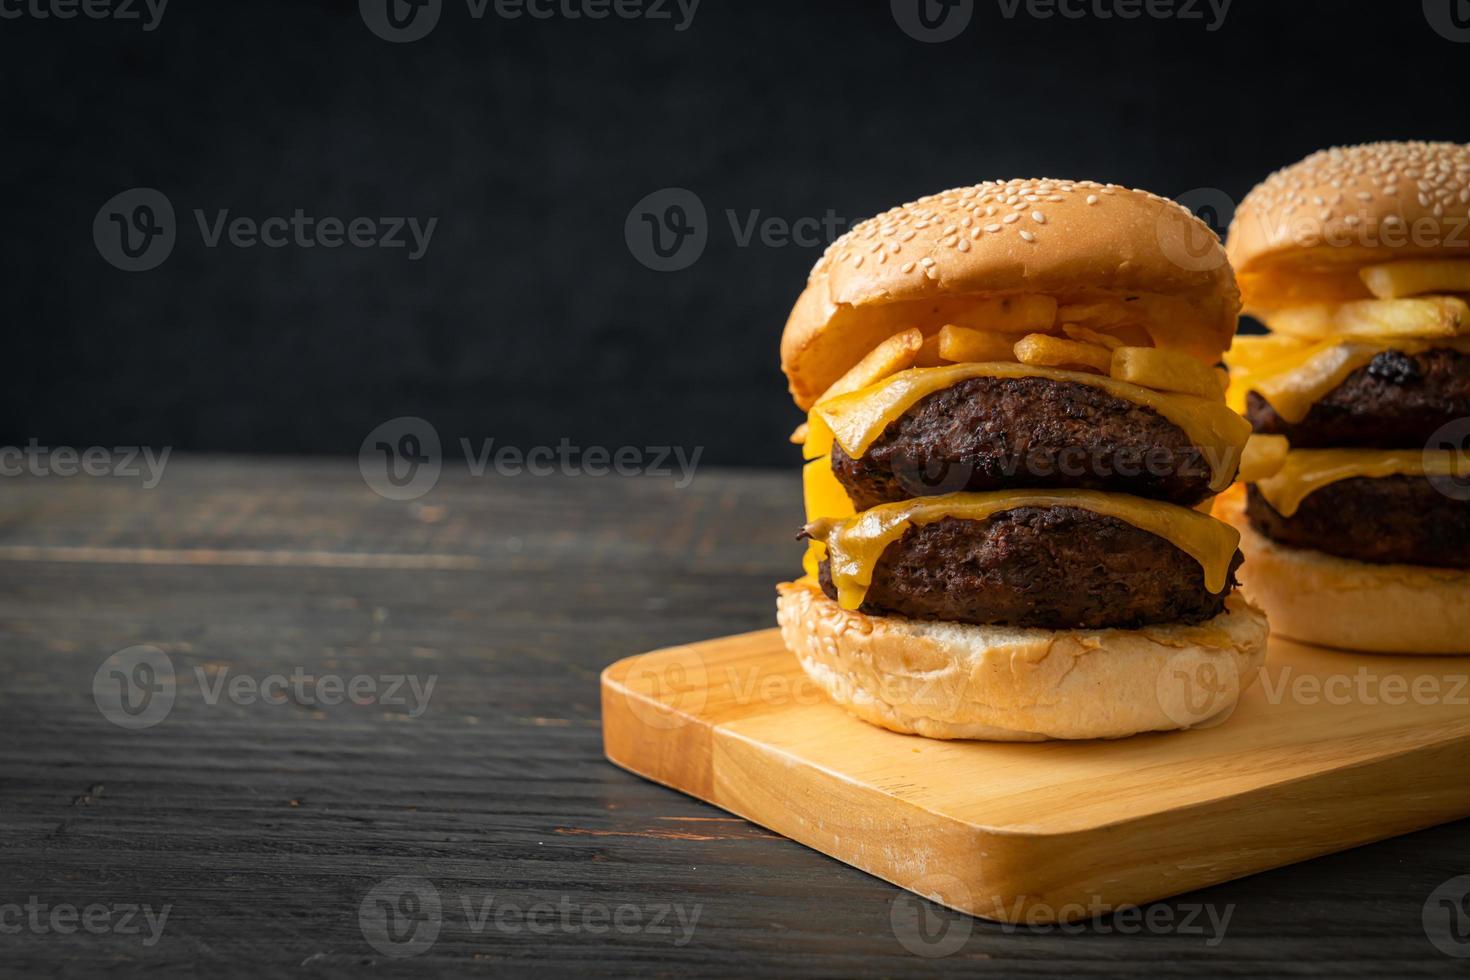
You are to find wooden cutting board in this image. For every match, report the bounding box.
[602,630,1470,923]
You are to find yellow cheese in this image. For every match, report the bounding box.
[1226,335,1470,423]
[813,363,1252,493]
[1255,449,1470,517]
[801,456,856,577]
[1243,339,1393,424]
[811,489,1241,610]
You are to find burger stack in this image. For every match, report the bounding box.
[776,179,1268,742]
[1223,141,1470,654]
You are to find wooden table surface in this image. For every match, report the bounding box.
[3,457,1467,977]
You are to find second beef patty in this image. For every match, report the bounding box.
[815,507,1242,630]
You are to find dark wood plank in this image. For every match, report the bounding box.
[1,458,1467,976]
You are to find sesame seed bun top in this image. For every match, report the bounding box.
[1227,142,1470,312]
[780,180,1240,411]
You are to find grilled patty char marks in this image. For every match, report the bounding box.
[816,507,1242,630]
[1246,347,1470,448]
[1246,478,1470,568]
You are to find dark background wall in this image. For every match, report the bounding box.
[4,0,1468,467]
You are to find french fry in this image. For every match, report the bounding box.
[1267,298,1469,340]
[1062,324,1126,350]
[947,294,1058,334]
[1013,334,1112,374]
[1335,296,1468,338]
[1057,301,1132,326]
[1360,260,1470,300]
[937,324,1017,363]
[914,332,946,368]
[814,328,924,405]
[1110,346,1224,401]
[1237,435,1290,483]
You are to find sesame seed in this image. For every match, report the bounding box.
[1032,211,1046,223]
[1019,230,1036,242]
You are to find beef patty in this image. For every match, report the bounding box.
[1246,347,1470,448]
[830,377,1222,509]
[815,507,1242,630]
[1246,478,1470,568]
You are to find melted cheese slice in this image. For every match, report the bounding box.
[1226,335,1470,423]
[1255,449,1470,517]
[812,363,1252,493]
[802,456,856,578]
[811,489,1241,610]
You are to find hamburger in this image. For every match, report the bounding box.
[775,179,1269,741]
[1223,142,1470,655]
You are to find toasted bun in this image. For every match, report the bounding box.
[1218,492,1470,655]
[780,180,1240,410]
[1227,142,1470,312]
[776,581,1268,741]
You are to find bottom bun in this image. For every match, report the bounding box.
[1219,493,1470,655]
[776,581,1269,742]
